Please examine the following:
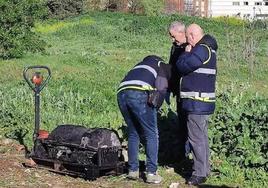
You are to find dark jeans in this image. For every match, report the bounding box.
[117,89,158,173]
[187,114,210,177]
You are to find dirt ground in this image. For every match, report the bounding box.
[0,138,134,188]
[0,138,185,188]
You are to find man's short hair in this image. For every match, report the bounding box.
[143,55,164,64]
[169,21,185,33]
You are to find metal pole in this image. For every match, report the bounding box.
[33,88,40,142]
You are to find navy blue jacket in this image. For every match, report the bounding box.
[176,35,218,115]
[168,42,188,95]
[118,55,171,108]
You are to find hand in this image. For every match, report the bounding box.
[165,92,171,105]
[148,90,161,108]
[185,45,192,52]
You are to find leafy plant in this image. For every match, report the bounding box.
[0,0,47,59]
[210,87,268,171]
[212,16,247,27]
[128,0,164,16]
[84,0,164,16]
[46,0,84,19]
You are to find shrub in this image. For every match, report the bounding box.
[128,0,164,16]
[84,0,106,11]
[210,88,268,171]
[84,0,164,16]
[0,0,47,59]
[249,19,268,30]
[84,0,127,12]
[47,0,84,19]
[212,16,247,27]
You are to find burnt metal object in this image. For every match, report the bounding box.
[23,66,125,180]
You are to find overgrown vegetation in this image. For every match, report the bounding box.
[0,0,47,59]
[0,11,267,187]
[211,87,267,171]
[85,0,164,16]
[47,0,84,19]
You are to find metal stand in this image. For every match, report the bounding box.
[23,66,51,142]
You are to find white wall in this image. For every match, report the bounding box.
[208,0,268,19]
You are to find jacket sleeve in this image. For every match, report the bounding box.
[147,66,169,108]
[176,45,210,75]
[154,74,168,108]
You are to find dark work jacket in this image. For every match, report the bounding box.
[168,42,188,96]
[118,55,171,108]
[176,35,218,115]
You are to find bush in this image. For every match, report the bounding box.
[212,16,247,27]
[84,0,164,16]
[128,0,164,16]
[249,19,268,30]
[84,0,106,11]
[210,88,268,171]
[0,0,47,59]
[47,0,84,19]
[84,0,127,12]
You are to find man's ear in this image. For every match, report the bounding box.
[189,33,194,41]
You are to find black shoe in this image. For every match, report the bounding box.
[186,175,206,185]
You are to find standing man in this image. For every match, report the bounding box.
[168,21,187,97]
[176,24,218,186]
[167,21,189,161]
[117,55,171,184]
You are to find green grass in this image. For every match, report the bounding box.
[0,11,267,187]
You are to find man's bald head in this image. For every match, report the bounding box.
[186,24,204,46]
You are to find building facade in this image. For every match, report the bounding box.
[165,0,268,19]
[208,0,268,19]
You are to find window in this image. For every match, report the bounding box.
[244,2,249,5]
[265,2,268,6]
[233,1,240,6]
[255,2,262,6]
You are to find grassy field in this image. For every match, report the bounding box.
[0,11,267,187]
